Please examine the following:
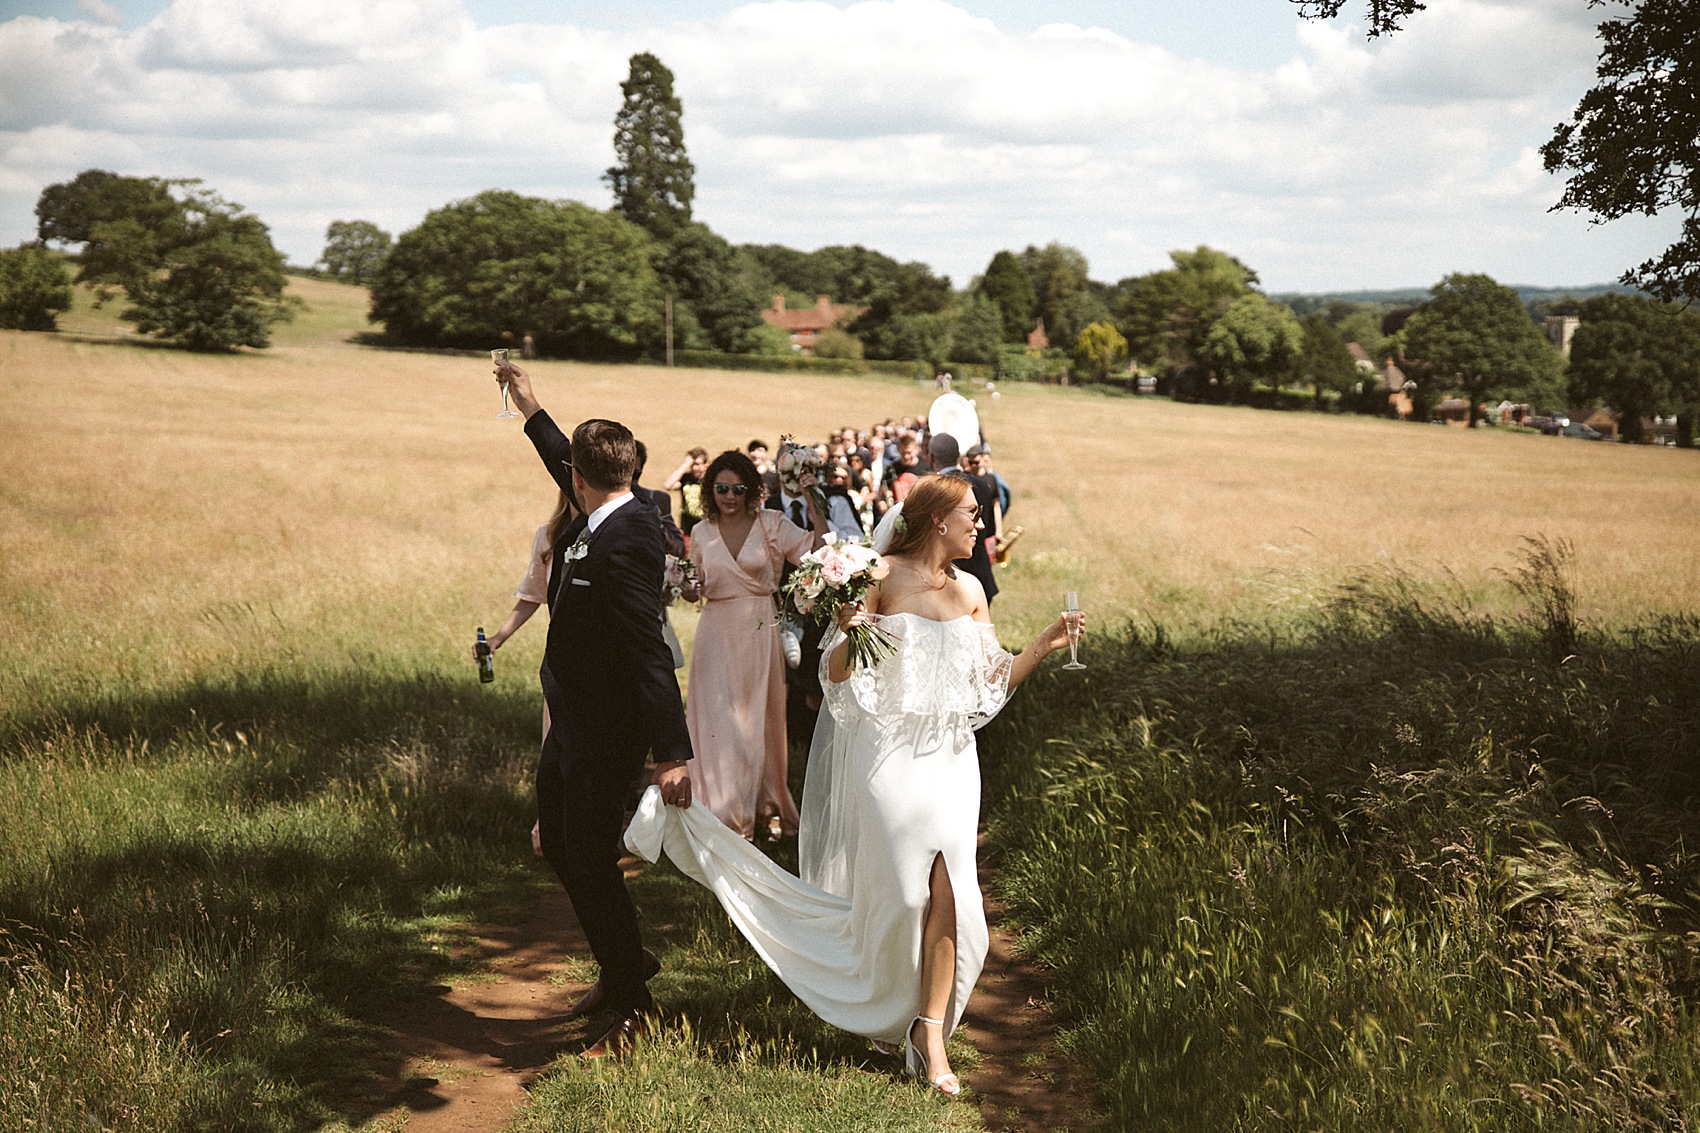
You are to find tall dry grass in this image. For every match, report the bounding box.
[7,277,1697,704]
[4,276,1699,1128]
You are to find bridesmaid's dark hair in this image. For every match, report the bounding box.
[700,450,763,521]
[881,473,969,558]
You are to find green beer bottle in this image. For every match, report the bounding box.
[475,627,494,684]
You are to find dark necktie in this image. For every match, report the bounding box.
[790,499,805,528]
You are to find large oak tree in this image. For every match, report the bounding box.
[1400,273,1563,426]
[37,171,292,352]
[369,190,663,358]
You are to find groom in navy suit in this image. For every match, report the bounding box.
[497,361,692,1058]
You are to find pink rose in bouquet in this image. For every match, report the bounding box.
[777,533,894,669]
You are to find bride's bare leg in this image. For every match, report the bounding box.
[913,852,957,1080]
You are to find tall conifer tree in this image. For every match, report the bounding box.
[604,52,695,240]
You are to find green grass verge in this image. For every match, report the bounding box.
[982,540,1700,1130]
[0,655,543,1131]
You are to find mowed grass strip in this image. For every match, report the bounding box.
[2,277,1698,1129]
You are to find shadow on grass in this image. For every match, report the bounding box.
[1,664,551,1131]
[977,584,1700,1132]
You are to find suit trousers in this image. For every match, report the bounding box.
[535,726,654,1016]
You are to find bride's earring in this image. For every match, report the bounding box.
[937,524,948,535]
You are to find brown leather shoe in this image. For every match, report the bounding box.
[580,1011,648,1060]
[564,948,662,1020]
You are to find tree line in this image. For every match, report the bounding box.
[2,36,1694,444]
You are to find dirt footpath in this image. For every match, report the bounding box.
[369,865,1098,1131]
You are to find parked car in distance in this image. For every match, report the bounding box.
[1561,422,1606,441]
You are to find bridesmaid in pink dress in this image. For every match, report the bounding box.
[682,450,825,839]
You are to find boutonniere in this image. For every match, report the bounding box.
[563,534,590,563]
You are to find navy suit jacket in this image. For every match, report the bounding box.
[524,410,692,764]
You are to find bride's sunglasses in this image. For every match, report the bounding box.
[713,483,750,496]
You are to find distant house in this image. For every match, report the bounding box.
[1436,397,1472,425]
[761,294,867,355]
[1575,406,1619,439]
[1026,319,1050,353]
[1379,358,1413,418]
[1346,342,1377,374]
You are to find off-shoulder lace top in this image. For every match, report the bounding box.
[821,612,1013,729]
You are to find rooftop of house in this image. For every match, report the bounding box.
[761,294,866,333]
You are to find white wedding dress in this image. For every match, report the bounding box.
[625,612,1013,1045]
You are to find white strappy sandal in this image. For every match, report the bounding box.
[903,1015,961,1096]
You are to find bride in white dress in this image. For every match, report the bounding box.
[626,473,1085,1095]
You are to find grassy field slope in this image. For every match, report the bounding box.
[3,279,1698,1130]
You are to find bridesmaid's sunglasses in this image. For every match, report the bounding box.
[713,483,750,496]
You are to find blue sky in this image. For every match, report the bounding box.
[0,0,1677,291]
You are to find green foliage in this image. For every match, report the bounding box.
[1200,292,1305,400]
[604,52,695,241]
[1295,312,1362,407]
[658,223,765,353]
[811,326,865,361]
[740,244,946,313]
[369,190,663,358]
[978,249,1035,342]
[34,169,179,247]
[1402,273,1564,425]
[738,243,952,362]
[1072,320,1129,381]
[0,662,542,1130]
[672,348,867,375]
[1568,292,1700,443]
[945,290,1003,364]
[985,545,1700,1131]
[995,345,1069,382]
[1541,1,1700,304]
[315,219,391,285]
[1115,245,1259,398]
[74,186,294,353]
[0,243,73,331]
[746,321,796,357]
[856,310,949,365]
[1018,242,1096,349]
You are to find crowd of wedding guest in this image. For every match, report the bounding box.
[483,396,1017,846]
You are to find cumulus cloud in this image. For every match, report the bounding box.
[0,0,1678,291]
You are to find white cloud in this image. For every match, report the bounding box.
[0,0,1679,291]
[76,0,123,27]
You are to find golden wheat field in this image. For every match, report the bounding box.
[4,276,1698,711]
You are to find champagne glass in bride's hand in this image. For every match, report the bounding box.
[491,349,519,418]
[1062,591,1085,670]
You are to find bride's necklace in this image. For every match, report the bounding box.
[896,559,952,591]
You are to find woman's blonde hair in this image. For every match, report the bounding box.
[880,473,969,558]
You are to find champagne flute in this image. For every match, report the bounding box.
[1062,591,1085,670]
[492,348,519,418]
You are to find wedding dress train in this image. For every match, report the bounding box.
[625,612,1012,1045]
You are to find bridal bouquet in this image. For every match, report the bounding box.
[778,533,896,670]
[663,554,698,605]
[775,435,828,520]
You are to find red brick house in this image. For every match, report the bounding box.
[761,294,867,354]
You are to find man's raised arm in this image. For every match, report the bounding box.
[497,361,574,497]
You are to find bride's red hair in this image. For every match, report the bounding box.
[881,474,970,558]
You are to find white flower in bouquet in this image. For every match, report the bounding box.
[778,535,895,670]
[776,435,828,518]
